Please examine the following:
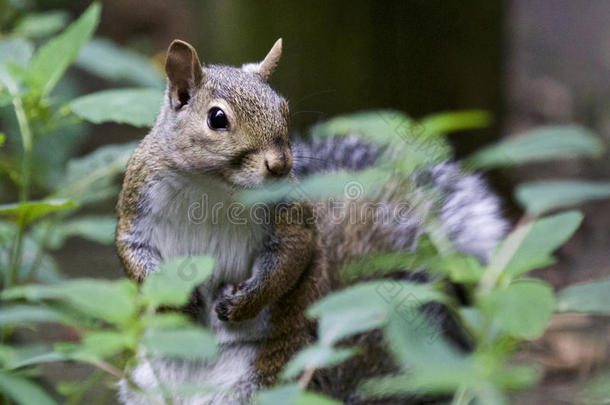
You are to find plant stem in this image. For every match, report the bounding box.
[91,359,123,378]
[451,385,472,405]
[11,94,33,202]
[25,220,56,283]
[8,222,25,288]
[3,88,33,295]
[477,215,533,295]
[298,368,315,389]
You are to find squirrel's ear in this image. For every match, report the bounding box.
[165,40,203,109]
[242,38,282,82]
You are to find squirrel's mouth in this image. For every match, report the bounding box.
[223,169,295,195]
[221,158,293,190]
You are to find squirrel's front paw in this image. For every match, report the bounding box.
[214,284,258,322]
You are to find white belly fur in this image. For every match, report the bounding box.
[124,173,269,405]
[145,173,264,285]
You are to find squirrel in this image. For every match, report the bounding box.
[116,39,508,405]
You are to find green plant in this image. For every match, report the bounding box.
[245,111,610,405]
[1,4,610,405]
[0,3,173,403]
[0,256,219,404]
[0,2,165,293]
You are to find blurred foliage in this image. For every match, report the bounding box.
[70,88,163,127]
[0,3,609,405]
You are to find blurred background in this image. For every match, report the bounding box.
[1,1,609,404]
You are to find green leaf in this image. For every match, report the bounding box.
[307,110,454,173]
[62,215,116,245]
[0,304,74,326]
[458,307,502,340]
[76,38,164,88]
[141,256,215,308]
[426,254,486,283]
[141,313,192,329]
[295,392,342,405]
[0,344,63,370]
[478,279,555,339]
[26,3,101,96]
[14,11,69,38]
[390,134,452,175]
[419,110,493,135]
[467,125,604,169]
[0,38,34,89]
[239,168,385,204]
[556,277,610,314]
[0,221,62,284]
[2,279,138,326]
[141,327,217,360]
[311,110,451,173]
[70,88,163,127]
[502,211,583,277]
[81,330,136,358]
[52,342,99,364]
[0,225,63,284]
[340,251,424,281]
[492,364,540,390]
[340,238,439,281]
[308,110,459,173]
[473,383,510,405]
[282,344,357,379]
[255,385,341,405]
[384,309,472,374]
[53,215,117,246]
[255,385,301,405]
[0,39,34,69]
[357,374,415,399]
[308,281,444,345]
[54,142,137,205]
[309,110,453,173]
[0,199,77,225]
[359,367,477,399]
[13,351,64,369]
[0,93,11,107]
[516,181,610,216]
[310,110,412,145]
[0,371,57,405]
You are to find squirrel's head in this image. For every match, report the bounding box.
[160,38,291,188]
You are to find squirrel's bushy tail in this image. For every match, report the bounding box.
[292,135,381,177]
[292,135,508,272]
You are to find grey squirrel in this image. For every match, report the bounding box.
[116,39,507,404]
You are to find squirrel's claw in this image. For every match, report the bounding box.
[214,283,258,322]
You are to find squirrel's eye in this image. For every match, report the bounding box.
[207,107,229,131]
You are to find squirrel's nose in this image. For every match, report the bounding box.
[264,149,292,178]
